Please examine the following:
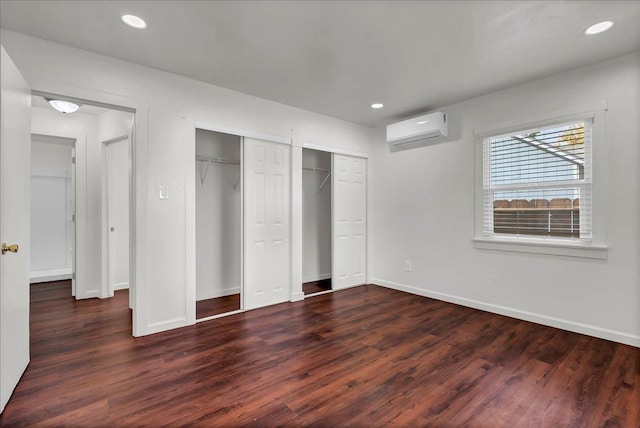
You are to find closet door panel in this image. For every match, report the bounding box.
[244,138,290,309]
[332,154,367,289]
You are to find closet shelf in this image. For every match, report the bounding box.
[196,155,240,165]
[197,155,241,185]
[303,167,331,193]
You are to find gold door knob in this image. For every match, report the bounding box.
[1,243,19,255]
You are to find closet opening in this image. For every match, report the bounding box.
[302,148,332,296]
[195,129,242,320]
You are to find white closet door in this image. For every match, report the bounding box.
[106,138,130,294]
[332,154,367,289]
[244,138,290,309]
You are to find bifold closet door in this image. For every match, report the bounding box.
[332,154,366,289]
[243,137,290,309]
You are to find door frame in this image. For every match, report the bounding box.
[28,133,77,291]
[30,83,147,337]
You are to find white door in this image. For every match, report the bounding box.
[0,47,31,413]
[243,137,290,309]
[332,154,367,289]
[106,137,130,296]
[71,145,76,297]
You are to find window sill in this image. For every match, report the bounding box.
[473,237,608,259]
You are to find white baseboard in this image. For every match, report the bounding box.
[30,267,72,283]
[114,282,129,290]
[144,317,187,336]
[302,273,331,283]
[290,291,305,302]
[196,287,240,301]
[373,278,640,348]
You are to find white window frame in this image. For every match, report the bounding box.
[473,105,609,259]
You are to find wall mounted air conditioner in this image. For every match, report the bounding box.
[386,112,448,147]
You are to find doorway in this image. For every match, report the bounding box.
[302,148,332,296]
[195,129,242,320]
[29,134,76,293]
[29,93,135,308]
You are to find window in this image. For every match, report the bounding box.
[482,118,592,241]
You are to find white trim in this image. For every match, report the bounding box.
[30,268,73,283]
[196,309,244,323]
[195,121,290,145]
[473,238,608,259]
[302,141,368,159]
[196,287,240,301]
[113,282,129,291]
[373,278,640,348]
[303,289,334,298]
[145,317,187,335]
[31,168,71,179]
[290,291,305,302]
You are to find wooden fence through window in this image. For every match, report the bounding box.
[493,198,580,238]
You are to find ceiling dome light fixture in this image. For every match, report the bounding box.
[585,21,614,35]
[121,14,147,29]
[47,99,80,114]
[371,103,384,109]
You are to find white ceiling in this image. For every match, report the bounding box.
[2,1,639,127]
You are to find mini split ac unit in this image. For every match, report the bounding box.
[386,111,448,147]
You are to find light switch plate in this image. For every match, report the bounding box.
[158,185,169,199]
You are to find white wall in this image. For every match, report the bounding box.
[302,148,331,283]
[30,138,73,282]
[195,130,241,302]
[370,53,640,346]
[0,29,375,335]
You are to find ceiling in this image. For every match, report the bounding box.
[2,1,639,127]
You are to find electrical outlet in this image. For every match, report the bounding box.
[405,260,412,272]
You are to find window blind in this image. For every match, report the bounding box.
[482,119,592,239]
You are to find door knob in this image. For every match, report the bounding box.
[1,243,19,255]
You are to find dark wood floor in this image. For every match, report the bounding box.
[196,294,241,319]
[1,281,639,427]
[303,278,332,295]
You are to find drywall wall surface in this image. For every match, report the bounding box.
[0,30,375,334]
[195,130,241,301]
[302,148,331,282]
[370,53,640,346]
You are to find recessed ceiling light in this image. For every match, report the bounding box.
[371,103,384,109]
[48,99,80,114]
[417,120,428,125]
[121,14,147,29]
[585,21,613,35]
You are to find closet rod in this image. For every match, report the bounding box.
[302,167,330,173]
[196,155,240,165]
